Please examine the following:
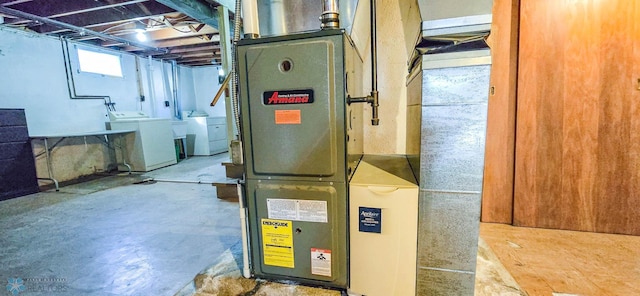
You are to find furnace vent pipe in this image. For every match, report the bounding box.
[347,0,380,126]
[269,0,287,35]
[321,0,340,29]
[242,0,260,38]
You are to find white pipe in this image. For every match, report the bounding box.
[238,183,251,278]
[161,61,173,117]
[241,0,260,37]
[146,56,157,117]
[171,61,180,119]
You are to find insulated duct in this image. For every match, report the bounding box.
[409,0,493,69]
[255,0,358,37]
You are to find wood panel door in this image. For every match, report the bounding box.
[514,0,640,235]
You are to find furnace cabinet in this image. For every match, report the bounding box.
[237,29,364,288]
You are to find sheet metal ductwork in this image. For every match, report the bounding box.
[255,0,358,37]
[408,0,493,294]
[413,0,492,58]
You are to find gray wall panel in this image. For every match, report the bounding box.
[416,268,476,296]
[417,190,481,271]
[422,65,491,105]
[419,104,487,192]
[415,60,490,295]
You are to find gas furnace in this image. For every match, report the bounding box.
[237,29,364,288]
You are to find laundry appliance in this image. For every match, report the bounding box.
[106,111,176,171]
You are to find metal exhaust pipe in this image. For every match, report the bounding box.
[321,0,340,29]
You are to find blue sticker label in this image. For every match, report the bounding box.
[359,207,382,233]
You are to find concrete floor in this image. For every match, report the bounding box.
[1,154,522,296]
[0,154,241,296]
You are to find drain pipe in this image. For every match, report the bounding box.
[171,60,181,119]
[347,0,379,125]
[146,56,158,117]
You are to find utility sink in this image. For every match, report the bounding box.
[172,120,187,139]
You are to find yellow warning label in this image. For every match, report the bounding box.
[261,219,294,268]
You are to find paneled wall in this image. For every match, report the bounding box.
[514,0,640,235]
[481,0,519,223]
[0,109,38,200]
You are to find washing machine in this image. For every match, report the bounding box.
[106,111,176,172]
[182,111,228,156]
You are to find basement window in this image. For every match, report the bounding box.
[77,48,123,77]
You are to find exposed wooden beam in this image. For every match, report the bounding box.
[182,61,221,67]
[174,50,218,59]
[0,5,166,53]
[136,1,152,15]
[162,43,220,54]
[25,1,174,33]
[6,0,150,24]
[122,35,219,51]
[76,12,185,33]
[177,55,220,62]
[100,25,218,47]
[155,0,220,29]
[204,0,234,12]
[189,23,205,32]
[0,0,34,6]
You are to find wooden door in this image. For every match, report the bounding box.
[514,0,640,235]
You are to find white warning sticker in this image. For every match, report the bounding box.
[311,248,332,277]
[267,199,328,223]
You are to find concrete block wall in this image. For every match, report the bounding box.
[416,54,491,295]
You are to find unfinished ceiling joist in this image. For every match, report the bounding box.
[0,5,167,54]
[155,0,222,30]
[0,0,230,66]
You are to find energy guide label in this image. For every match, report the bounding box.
[261,219,294,268]
[267,199,328,223]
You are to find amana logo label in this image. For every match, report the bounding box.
[263,89,314,105]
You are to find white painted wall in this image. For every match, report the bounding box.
[192,66,225,117]
[179,66,197,114]
[347,0,421,154]
[0,26,219,182]
[0,27,193,133]
[0,27,109,135]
